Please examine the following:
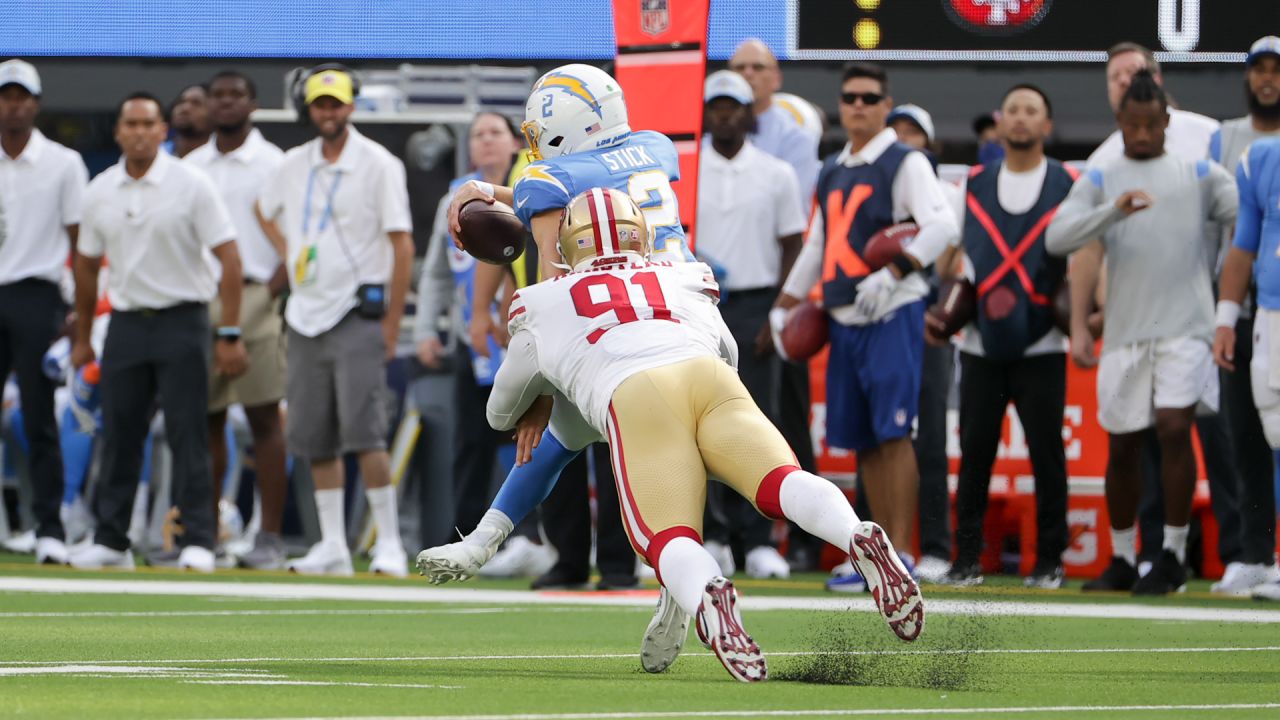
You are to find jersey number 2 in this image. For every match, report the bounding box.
[570,272,675,344]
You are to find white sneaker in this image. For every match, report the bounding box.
[1252,578,1280,601]
[369,542,408,578]
[745,546,791,579]
[829,558,856,577]
[915,555,951,584]
[1212,562,1280,596]
[286,541,353,576]
[68,543,135,570]
[177,545,215,573]
[35,537,69,565]
[2,529,36,554]
[640,586,690,673]
[476,535,556,578]
[60,497,94,544]
[704,541,736,577]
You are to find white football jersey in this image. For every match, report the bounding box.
[507,258,726,434]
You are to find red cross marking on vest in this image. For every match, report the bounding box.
[965,191,1058,306]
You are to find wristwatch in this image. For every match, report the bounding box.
[215,326,243,342]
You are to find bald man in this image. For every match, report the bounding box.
[729,39,822,204]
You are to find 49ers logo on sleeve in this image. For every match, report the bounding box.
[944,0,1051,35]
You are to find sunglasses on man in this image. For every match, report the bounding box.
[840,92,885,106]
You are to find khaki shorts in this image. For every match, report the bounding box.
[604,356,798,562]
[208,282,285,413]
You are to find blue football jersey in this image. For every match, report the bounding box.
[1233,138,1280,311]
[512,130,692,260]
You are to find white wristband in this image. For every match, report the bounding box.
[769,306,789,335]
[1215,300,1241,329]
[473,180,495,198]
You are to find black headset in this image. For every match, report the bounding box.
[289,62,363,123]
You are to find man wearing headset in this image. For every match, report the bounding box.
[256,65,414,577]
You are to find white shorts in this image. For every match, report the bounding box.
[1250,307,1280,448]
[1096,336,1219,434]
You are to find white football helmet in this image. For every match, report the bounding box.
[522,64,630,160]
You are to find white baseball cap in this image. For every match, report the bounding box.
[1248,36,1280,66]
[0,59,41,96]
[887,104,935,144]
[704,70,753,105]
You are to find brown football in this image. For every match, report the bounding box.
[863,222,919,271]
[780,302,829,361]
[458,199,527,265]
[927,278,976,337]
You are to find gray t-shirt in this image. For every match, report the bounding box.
[1045,153,1238,347]
[1213,116,1280,175]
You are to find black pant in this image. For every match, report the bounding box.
[1220,316,1278,564]
[539,443,634,579]
[703,289,777,552]
[954,352,1068,568]
[94,304,214,550]
[916,342,954,560]
[451,345,513,536]
[0,280,65,540]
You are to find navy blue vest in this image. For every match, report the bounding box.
[816,143,911,309]
[962,159,1075,361]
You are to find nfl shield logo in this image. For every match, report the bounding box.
[641,0,669,37]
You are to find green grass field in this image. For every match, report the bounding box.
[1,554,1279,719]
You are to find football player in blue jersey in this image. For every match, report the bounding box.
[1214,136,1280,601]
[419,64,700,674]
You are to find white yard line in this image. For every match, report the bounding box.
[4,646,1278,667]
[0,608,514,618]
[203,704,1280,719]
[184,680,461,690]
[2,576,1278,624]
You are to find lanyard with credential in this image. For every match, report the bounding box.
[303,167,342,237]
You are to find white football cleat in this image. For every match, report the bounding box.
[35,537,69,565]
[177,545,215,573]
[1252,578,1280,601]
[369,542,409,578]
[287,541,353,577]
[416,541,495,585]
[914,555,951,584]
[695,577,766,683]
[641,586,690,673]
[68,543,135,570]
[745,546,791,579]
[2,529,36,554]
[849,522,925,642]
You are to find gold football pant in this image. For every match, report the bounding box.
[604,356,800,575]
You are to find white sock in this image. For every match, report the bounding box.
[778,470,861,548]
[365,484,402,550]
[314,488,346,547]
[657,537,723,616]
[466,509,514,552]
[1162,524,1189,564]
[1111,525,1137,567]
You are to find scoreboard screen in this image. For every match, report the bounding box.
[793,0,1278,63]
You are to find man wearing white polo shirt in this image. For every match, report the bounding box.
[0,59,88,565]
[69,92,247,572]
[697,70,806,579]
[185,70,289,570]
[257,66,414,577]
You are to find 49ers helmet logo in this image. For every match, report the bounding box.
[944,0,1052,35]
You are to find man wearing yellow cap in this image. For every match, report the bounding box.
[255,65,415,577]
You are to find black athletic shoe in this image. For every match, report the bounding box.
[1023,563,1065,589]
[1082,557,1139,592]
[1132,550,1187,596]
[530,566,589,590]
[596,573,640,591]
[939,560,984,587]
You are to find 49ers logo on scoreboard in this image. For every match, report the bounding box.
[944,0,1052,35]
